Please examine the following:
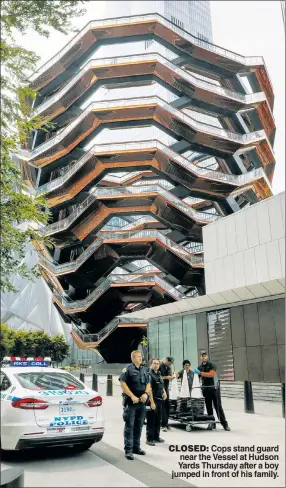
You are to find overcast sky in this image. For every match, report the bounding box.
[17,1,285,194]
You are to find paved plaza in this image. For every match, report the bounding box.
[1,378,285,487]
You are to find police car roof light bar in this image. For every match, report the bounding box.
[2,356,52,367]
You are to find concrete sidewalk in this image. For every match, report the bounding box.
[84,375,284,417]
[95,393,285,488]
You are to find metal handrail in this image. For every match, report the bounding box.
[18,96,270,162]
[35,139,271,196]
[38,228,204,274]
[30,12,267,83]
[33,52,267,117]
[71,315,147,343]
[53,273,183,310]
[41,183,221,236]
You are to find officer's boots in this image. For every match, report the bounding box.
[125,452,134,460]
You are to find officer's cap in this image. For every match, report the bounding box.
[201,350,208,356]
[166,356,174,363]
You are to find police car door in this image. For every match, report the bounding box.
[15,370,100,433]
[0,372,13,414]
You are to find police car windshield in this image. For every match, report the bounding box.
[15,372,84,391]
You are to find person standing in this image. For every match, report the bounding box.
[159,356,174,432]
[177,359,194,394]
[146,358,167,446]
[194,351,230,431]
[119,350,151,460]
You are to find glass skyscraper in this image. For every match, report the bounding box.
[93,1,213,41]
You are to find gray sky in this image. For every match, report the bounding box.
[17,1,285,194]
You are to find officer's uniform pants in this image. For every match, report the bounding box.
[123,403,146,453]
[146,400,162,441]
[161,389,170,427]
[203,387,227,427]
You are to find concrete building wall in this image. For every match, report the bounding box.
[203,192,285,295]
[148,296,285,383]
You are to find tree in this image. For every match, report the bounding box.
[0,324,70,365]
[50,334,70,366]
[1,0,86,293]
[0,323,16,359]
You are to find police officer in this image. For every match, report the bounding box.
[119,349,151,460]
[146,358,167,446]
[193,351,230,431]
[159,356,174,431]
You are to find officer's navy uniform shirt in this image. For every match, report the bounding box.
[198,361,217,389]
[149,369,164,400]
[159,362,171,390]
[119,363,150,399]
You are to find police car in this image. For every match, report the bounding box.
[0,357,104,451]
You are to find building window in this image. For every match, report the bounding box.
[158,317,171,359]
[170,316,183,371]
[171,16,184,29]
[145,40,153,50]
[182,314,198,367]
[197,33,209,44]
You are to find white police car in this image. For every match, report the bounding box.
[0,357,104,451]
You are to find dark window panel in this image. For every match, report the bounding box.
[273,299,285,345]
[258,300,277,346]
[278,345,285,383]
[246,346,263,382]
[230,306,246,347]
[244,303,261,347]
[233,346,248,381]
[261,345,280,382]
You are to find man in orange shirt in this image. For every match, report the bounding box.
[194,351,230,431]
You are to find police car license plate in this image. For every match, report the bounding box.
[59,406,75,414]
[71,426,90,431]
[47,427,65,433]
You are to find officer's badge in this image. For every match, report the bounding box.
[122,368,127,373]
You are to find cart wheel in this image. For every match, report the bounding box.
[186,424,193,432]
[207,424,213,430]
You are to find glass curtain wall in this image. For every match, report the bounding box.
[148,313,198,371]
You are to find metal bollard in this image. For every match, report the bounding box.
[92,373,98,391]
[106,374,113,396]
[282,383,285,418]
[80,372,85,383]
[1,467,24,487]
[244,380,255,414]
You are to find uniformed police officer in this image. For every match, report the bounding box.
[146,358,167,446]
[119,349,151,460]
[193,351,230,431]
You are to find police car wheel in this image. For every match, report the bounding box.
[185,425,192,432]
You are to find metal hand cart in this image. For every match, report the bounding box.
[169,384,220,432]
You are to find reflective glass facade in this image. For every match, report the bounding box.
[148,314,198,371]
[94,1,213,41]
